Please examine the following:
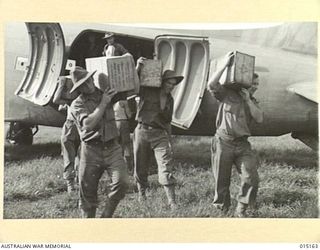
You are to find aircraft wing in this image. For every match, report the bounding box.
[287,82,318,103]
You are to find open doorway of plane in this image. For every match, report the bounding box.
[8,24,211,143]
[67,30,154,69]
[66,29,155,128]
[67,31,210,130]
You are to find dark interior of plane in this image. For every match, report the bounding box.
[66,29,154,129]
[68,29,154,70]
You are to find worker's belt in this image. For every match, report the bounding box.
[86,138,116,147]
[138,123,161,130]
[233,136,249,142]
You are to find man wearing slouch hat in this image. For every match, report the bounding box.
[69,66,129,218]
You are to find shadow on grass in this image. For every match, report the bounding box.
[261,189,315,208]
[4,185,66,202]
[4,142,61,162]
[256,148,318,169]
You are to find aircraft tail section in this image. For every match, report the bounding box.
[287,82,318,103]
[291,132,318,151]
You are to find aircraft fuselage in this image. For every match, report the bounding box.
[4,23,318,142]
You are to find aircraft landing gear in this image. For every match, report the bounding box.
[6,122,39,145]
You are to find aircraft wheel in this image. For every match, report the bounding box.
[16,128,33,145]
[6,122,35,145]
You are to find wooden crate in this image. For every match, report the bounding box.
[220,51,255,89]
[85,54,139,93]
[139,59,162,87]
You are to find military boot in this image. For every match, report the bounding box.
[164,185,177,211]
[125,156,134,175]
[100,199,120,218]
[137,183,147,203]
[66,179,75,193]
[234,202,248,218]
[81,208,96,218]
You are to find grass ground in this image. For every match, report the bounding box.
[3,126,319,219]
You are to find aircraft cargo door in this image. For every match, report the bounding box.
[154,35,209,129]
[15,23,66,106]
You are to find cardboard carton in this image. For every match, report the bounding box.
[139,59,162,87]
[85,54,139,93]
[219,51,255,89]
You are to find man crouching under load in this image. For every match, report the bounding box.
[69,66,129,218]
[134,57,184,210]
[207,52,263,217]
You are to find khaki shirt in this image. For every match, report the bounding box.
[70,88,118,142]
[136,87,173,132]
[212,87,252,140]
[103,43,128,57]
[114,100,132,121]
[66,105,74,121]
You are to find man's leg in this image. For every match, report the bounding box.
[152,129,177,209]
[120,121,134,174]
[133,126,152,200]
[102,141,129,218]
[234,140,259,217]
[61,122,78,193]
[78,142,104,218]
[211,135,234,212]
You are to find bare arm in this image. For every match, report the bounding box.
[136,57,146,72]
[117,43,129,55]
[207,51,233,91]
[53,79,69,105]
[82,89,117,131]
[240,89,263,123]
